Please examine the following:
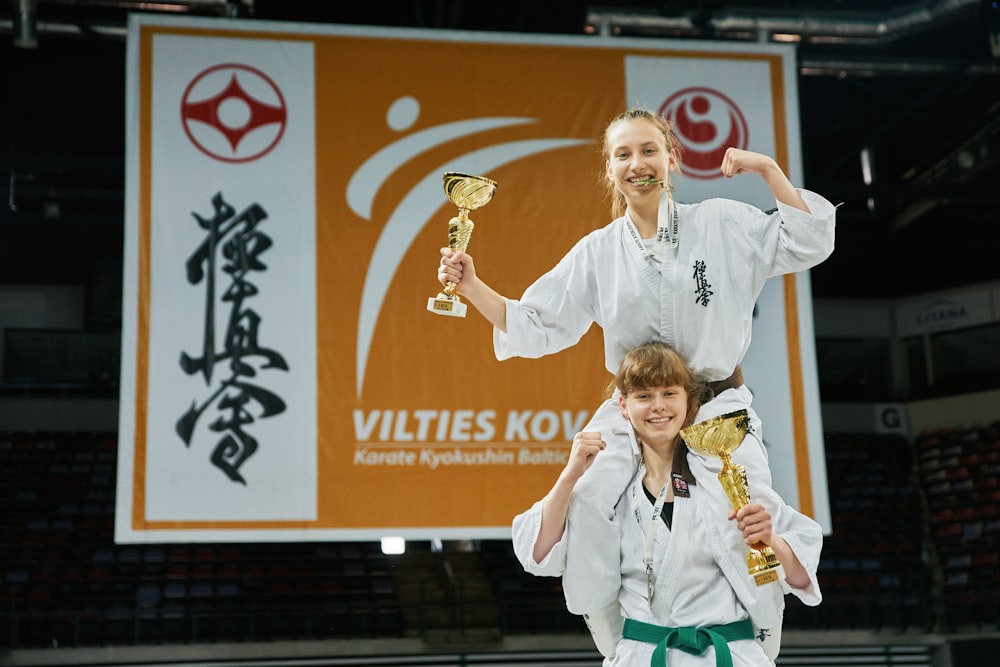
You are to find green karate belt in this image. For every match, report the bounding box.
[622,617,754,667]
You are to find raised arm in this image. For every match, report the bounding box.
[720,147,810,213]
[531,431,606,564]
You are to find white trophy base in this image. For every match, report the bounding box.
[427,297,467,317]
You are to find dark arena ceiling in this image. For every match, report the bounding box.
[1,0,999,304]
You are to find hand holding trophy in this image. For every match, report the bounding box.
[427,172,498,317]
[680,409,784,586]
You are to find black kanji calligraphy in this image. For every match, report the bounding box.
[175,192,288,485]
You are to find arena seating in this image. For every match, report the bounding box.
[2,426,998,650]
[798,432,933,632]
[916,423,1000,631]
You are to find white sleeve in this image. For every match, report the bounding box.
[511,499,568,577]
[764,188,837,276]
[493,251,596,362]
[773,503,824,606]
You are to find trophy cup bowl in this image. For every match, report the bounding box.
[679,409,784,586]
[427,172,498,317]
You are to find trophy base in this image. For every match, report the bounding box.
[748,547,784,587]
[427,296,467,318]
[751,567,784,587]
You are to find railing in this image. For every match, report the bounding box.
[0,575,581,650]
[1,600,404,649]
[3,573,958,651]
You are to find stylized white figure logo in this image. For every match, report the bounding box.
[348,96,591,397]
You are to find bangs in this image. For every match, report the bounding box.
[618,343,691,393]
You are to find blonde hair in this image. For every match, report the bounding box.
[599,108,684,219]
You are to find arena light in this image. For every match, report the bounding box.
[381,536,405,555]
[860,146,874,186]
[13,0,38,49]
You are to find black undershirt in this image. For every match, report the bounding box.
[643,483,674,529]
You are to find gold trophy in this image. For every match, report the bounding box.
[680,409,784,586]
[427,172,498,317]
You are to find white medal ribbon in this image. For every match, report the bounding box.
[629,457,670,608]
[625,190,678,263]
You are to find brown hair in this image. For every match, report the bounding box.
[609,340,705,429]
[599,108,684,219]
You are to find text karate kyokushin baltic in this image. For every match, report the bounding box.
[353,447,569,468]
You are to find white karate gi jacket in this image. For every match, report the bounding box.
[494,190,836,379]
[511,391,824,667]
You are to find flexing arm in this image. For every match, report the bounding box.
[720,147,810,213]
[532,431,606,564]
[439,248,507,331]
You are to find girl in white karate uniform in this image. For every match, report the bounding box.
[511,341,823,666]
[436,108,835,647]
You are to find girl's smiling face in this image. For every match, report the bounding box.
[620,383,689,448]
[605,117,674,204]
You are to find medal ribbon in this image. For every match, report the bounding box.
[625,191,678,263]
[630,458,670,608]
